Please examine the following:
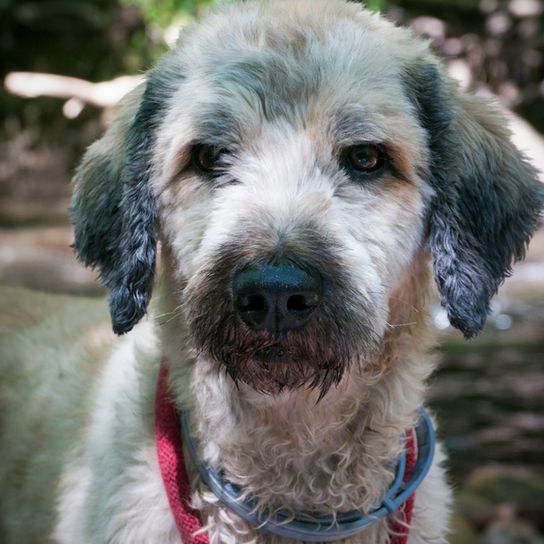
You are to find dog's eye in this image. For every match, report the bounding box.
[192,144,230,174]
[343,144,384,175]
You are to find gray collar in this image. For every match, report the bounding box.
[181,407,435,542]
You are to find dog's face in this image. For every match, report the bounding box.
[72,0,543,395]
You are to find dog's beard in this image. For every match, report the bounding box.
[192,308,361,396]
[184,244,378,397]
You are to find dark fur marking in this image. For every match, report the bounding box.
[72,56,184,334]
[209,55,320,124]
[403,62,544,337]
[71,155,124,275]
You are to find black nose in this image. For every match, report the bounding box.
[232,264,323,333]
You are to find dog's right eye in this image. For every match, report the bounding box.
[192,144,230,175]
[341,144,385,176]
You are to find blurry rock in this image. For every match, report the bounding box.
[0,133,71,226]
[0,226,104,296]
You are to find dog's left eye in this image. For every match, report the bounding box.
[342,144,385,175]
[192,144,230,175]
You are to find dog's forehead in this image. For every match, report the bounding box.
[170,1,425,139]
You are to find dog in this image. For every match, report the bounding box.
[1,1,543,542]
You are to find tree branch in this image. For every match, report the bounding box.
[4,72,143,108]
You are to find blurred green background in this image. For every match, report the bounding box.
[1,1,543,543]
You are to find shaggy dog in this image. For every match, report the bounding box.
[1,1,543,543]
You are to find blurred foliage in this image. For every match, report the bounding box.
[0,0,155,79]
[123,0,388,27]
[121,0,388,27]
[120,0,225,26]
[120,0,388,28]
[366,0,389,11]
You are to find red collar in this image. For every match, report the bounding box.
[155,360,416,544]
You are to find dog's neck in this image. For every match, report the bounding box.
[157,250,436,530]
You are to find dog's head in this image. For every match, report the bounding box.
[72,0,543,394]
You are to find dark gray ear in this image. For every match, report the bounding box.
[71,60,180,334]
[404,62,543,338]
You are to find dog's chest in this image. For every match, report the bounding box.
[188,408,399,543]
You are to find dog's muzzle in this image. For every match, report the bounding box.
[185,235,378,395]
[232,263,323,333]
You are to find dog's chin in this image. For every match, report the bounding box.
[243,359,323,396]
[199,331,358,397]
[221,355,344,396]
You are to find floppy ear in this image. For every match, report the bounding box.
[404,62,544,338]
[71,58,181,334]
